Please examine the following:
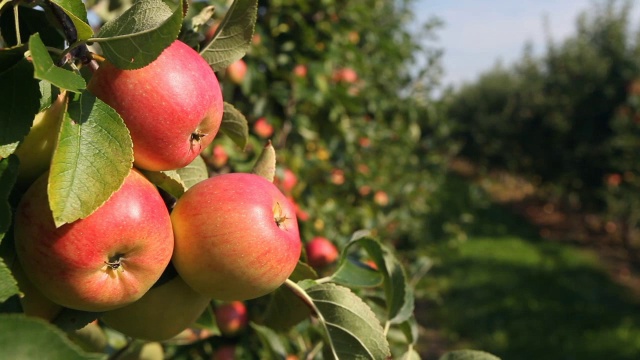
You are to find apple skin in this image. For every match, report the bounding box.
[305,237,339,269]
[293,64,307,78]
[171,173,301,301]
[215,301,248,336]
[87,40,223,171]
[10,261,62,321]
[14,92,67,187]
[14,169,174,312]
[101,274,210,341]
[226,59,247,85]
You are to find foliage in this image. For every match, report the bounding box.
[446,0,640,247]
[0,0,490,359]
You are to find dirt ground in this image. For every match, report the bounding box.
[449,158,640,297]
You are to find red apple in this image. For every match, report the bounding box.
[330,168,345,185]
[14,169,174,311]
[215,301,248,336]
[88,40,223,171]
[305,237,339,269]
[213,345,236,360]
[253,117,274,138]
[374,190,389,206]
[293,64,307,78]
[332,67,358,84]
[209,144,229,168]
[276,168,297,193]
[171,173,301,301]
[101,274,210,341]
[227,59,248,85]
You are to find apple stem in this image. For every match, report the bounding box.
[315,276,332,284]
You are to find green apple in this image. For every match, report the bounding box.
[13,92,67,186]
[102,273,210,341]
[171,173,302,301]
[14,169,174,312]
[87,40,224,171]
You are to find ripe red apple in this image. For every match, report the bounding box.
[305,237,339,269]
[209,144,229,168]
[88,40,223,171]
[275,168,297,193]
[374,190,389,206]
[14,169,174,312]
[101,274,210,341]
[332,67,358,84]
[253,117,274,138]
[212,345,236,360]
[171,173,301,301]
[215,301,248,336]
[226,59,247,85]
[293,64,307,78]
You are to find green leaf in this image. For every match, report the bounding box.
[252,140,276,182]
[262,284,310,331]
[175,155,208,189]
[49,92,133,227]
[200,0,257,71]
[29,34,86,93]
[290,261,318,282]
[400,348,421,360]
[439,350,501,360]
[0,258,19,303]
[94,0,183,70]
[306,283,391,360]
[0,59,40,158]
[141,170,186,199]
[330,257,383,288]
[53,308,102,332]
[0,314,105,359]
[399,316,419,345]
[49,0,94,41]
[0,155,19,239]
[348,230,415,324]
[250,322,288,360]
[220,102,249,150]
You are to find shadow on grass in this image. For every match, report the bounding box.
[417,173,640,360]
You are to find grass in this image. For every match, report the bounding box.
[415,174,640,360]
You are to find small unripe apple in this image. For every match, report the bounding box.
[253,117,274,138]
[88,40,223,171]
[215,301,248,336]
[171,173,301,301]
[226,59,247,85]
[14,169,174,311]
[305,237,339,269]
[102,274,210,341]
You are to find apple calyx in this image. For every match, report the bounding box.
[273,202,292,230]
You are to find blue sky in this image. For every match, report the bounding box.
[411,0,640,88]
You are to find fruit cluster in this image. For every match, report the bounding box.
[11,40,302,341]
